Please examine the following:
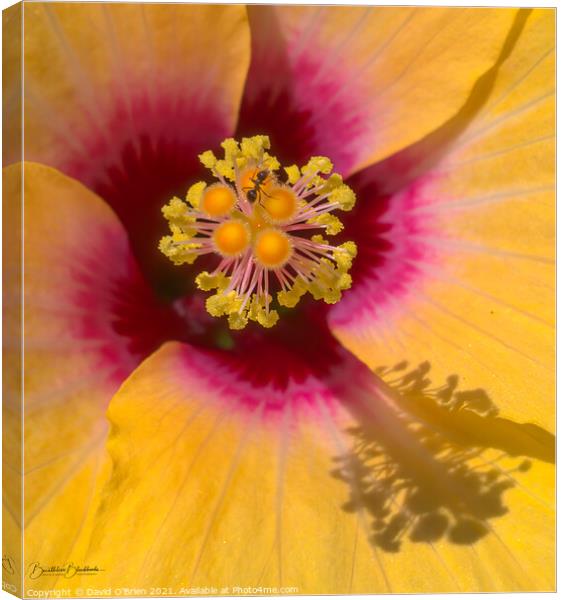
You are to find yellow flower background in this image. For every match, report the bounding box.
[3,4,554,595]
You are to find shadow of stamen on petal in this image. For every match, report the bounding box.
[330,360,554,553]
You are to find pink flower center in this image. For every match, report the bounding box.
[56,92,424,396]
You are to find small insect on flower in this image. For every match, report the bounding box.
[159,135,357,330]
[243,169,274,204]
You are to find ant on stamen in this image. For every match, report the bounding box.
[243,169,274,204]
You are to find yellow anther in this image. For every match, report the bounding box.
[221,138,240,161]
[284,165,301,185]
[201,184,236,217]
[338,272,353,290]
[302,156,333,178]
[331,184,356,211]
[198,150,217,170]
[214,159,235,181]
[308,213,344,235]
[195,271,229,292]
[158,235,200,265]
[277,279,307,308]
[333,242,358,270]
[261,186,298,223]
[228,311,249,330]
[311,234,327,244]
[162,197,187,220]
[257,309,279,328]
[162,197,195,230]
[213,220,250,257]
[262,154,280,172]
[319,173,343,194]
[248,296,279,328]
[254,229,292,269]
[185,182,206,208]
[206,291,242,317]
[240,135,270,160]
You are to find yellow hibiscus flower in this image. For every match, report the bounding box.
[3,4,554,595]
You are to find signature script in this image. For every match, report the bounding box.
[28,562,103,580]
[2,555,15,575]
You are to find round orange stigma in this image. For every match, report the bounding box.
[201,184,236,217]
[213,220,250,257]
[261,186,298,222]
[254,229,293,269]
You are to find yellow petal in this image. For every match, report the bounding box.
[3,3,22,166]
[17,3,250,293]
[331,9,555,430]
[3,162,23,595]
[240,6,517,175]
[20,160,116,582]
[72,343,553,592]
[18,3,249,170]
[4,162,165,590]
